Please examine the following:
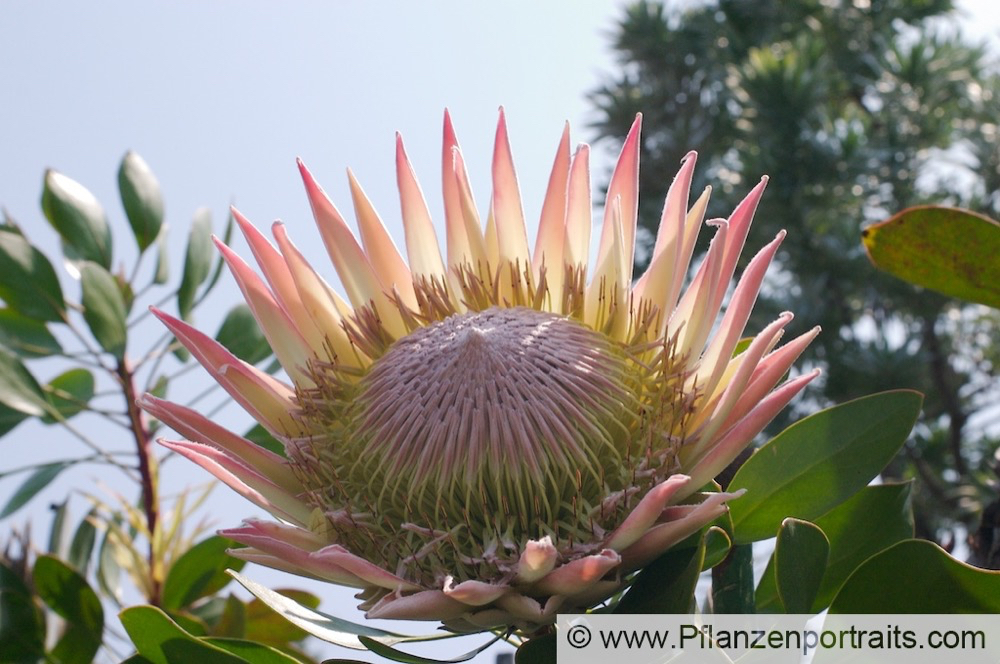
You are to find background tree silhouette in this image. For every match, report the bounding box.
[590,0,1000,552]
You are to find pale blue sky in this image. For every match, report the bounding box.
[1,2,631,249]
[1,2,997,662]
[0,4,632,661]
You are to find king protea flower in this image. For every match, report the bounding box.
[139,110,818,633]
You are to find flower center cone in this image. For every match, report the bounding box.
[292,306,686,586]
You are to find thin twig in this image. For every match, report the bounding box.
[116,358,162,605]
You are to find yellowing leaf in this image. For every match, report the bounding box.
[863,206,1000,308]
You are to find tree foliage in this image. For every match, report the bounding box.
[590,0,1000,545]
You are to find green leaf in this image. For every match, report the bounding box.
[0,308,62,357]
[96,523,124,603]
[863,206,1000,308]
[728,390,923,544]
[615,532,705,613]
[0,348,49,416]
[515,634,556,664]
[216,304,272,365]
[731,336,753,357]
[711,542,755,613]
[177,208,213,320]
[80,262,128,358]
[149,374,169,399]
[0,215,20,233]
[204,637,305,664]
[153,224,170,285]
[702,525,731,571]
[118,271,137,312]
[0,231,66,322]
[244,424,285,457]
[184,595,226,636]
[104,518,149,596]
[228,571,451,650]
[171,340,191,362]
[830,539,1000,612]
[168,609,209,636]
[0,562,47,661]
[245,589,320,645]
[119,151,165,252]
[812,482,913,611]
[755,483,914,613]
[42,368,95,423]
[161,536,246,611]
[120,605,249,664]
[359,635,500,664]
[42,169,112,269]
[33,554,104,664]
[48,499,70,554]
[68,508,98,574]
[0,402,28,436]
[200,210,235,298]
[0,462,73,519]
[774,518,829,613]
[212,594,247,638]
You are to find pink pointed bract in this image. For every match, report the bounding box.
[143,109,819,634]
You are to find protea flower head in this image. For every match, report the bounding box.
[140,109,819,633]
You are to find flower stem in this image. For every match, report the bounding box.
[710,543,755,613]
[117,358,161,605]
[712,449,756,613]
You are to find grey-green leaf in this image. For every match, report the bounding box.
[0,231,66,322]
[177,208,213,320]
[81,262,128,359]
[42,169,112,269]
[0,348,50,416]
[0,308,62,357]
[118,151,164,252]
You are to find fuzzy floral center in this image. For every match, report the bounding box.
[291,304,691,585]
[354,307,633,513]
